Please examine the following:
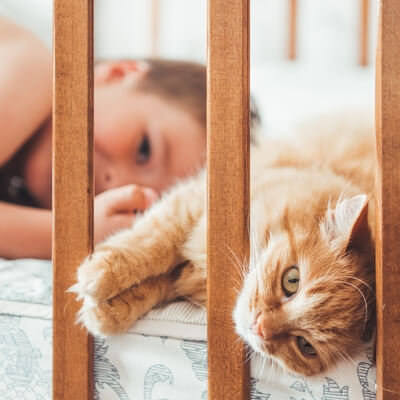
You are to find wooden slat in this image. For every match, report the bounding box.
[52,1,94,399]
[359,0,369,66]
[375,0,400,398]
[207,0,250,399]
[288,0,297,60]
[150,0,160,57]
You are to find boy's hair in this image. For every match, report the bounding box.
[136,59,261,138]
[136,59,207,126]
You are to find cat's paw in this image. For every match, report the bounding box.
[76,274,174,336]
[73,249,136,303]
[77,292,141,336]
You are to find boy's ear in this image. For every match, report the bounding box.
[94,60,150,85]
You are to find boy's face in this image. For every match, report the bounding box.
[24,61,206,209]
[93,62,206,195]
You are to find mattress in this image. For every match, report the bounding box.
[0,258,376,399]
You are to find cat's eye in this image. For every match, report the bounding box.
[282,266,299,297]
[296,336,317,357]
[136,134,151,165]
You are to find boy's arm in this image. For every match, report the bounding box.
[0,201,52,259]
[0,185,158,260]
[0,16,52,166]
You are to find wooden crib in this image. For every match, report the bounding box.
[52,0,399,399]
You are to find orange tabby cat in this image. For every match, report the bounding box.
[72,114,376,376]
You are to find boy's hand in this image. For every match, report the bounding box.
[94,185,158,245]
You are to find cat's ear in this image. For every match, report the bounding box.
[322,194,370,252]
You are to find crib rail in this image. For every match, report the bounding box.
[150,0,160,57]
[50,0,398,398]
[52,1,94,399]
[288,0,297,60]
[375,0,400,397]
[207,0,250,398]
[360,0,370,66]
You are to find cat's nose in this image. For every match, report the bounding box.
[252,313,266,339]
[252,312,280,340]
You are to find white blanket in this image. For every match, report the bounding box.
[0,258,376,399]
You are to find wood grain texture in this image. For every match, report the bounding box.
[207,0,250,399]
[375,0,400,398]
[288,0,297,60]
[359,0,369,66]
[52,1,94,399]
[150,0,160,57]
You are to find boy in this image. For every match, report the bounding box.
[0,16,207,259]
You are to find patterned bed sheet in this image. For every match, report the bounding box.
[0,258,376,399]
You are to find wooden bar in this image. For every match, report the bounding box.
[207,0,250,399]
[52,1,94,399]
[150,0,160,57]
[288,0,297,60]
[375,0,400,398]
[359,0,369,66]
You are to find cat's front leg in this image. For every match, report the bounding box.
[79,261,206,336]
[72,173,205,305]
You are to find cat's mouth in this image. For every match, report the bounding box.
[246,331,265,354]
[244,333,293,372]
[243,326,323,376]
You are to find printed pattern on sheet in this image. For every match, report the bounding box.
[0,258,376,399]
[0,312,377,399]
[0,259,52,304]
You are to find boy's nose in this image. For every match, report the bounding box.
[95,159,130,193]
[101,166,129,191]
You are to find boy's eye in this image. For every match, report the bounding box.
[136,134,151,165]
[282,266,299,297]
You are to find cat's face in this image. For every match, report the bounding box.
[233,195,375,376]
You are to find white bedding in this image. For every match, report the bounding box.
[0,258,376,399]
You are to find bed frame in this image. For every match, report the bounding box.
[149,0,369,65]
[52,0,399,399]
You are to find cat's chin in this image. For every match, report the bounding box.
[232,291,282,370]
[244,337,298,377]
[233,301,316,377]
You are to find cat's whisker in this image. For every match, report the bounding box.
[227,246,248,279]
[282,364,290,382]
[375,383,400,395]
[248,351,257,364]
[244,348,257,365]
[219,269,242,291]
[336,350,355,372]
[338,348,396,396]
[339,349,383,395]
[249,218,262,267]
[272,357,277,383]
[341,349,380,391]
[233,339,244,353]
[251,354,260,382]
[255,355,267,389]
[224,245,247,281]
[338,280,369,330]
[233,336,249,356]
[265,357,274,384]
[341,350,358,368]
[232,336,241,347]
[225,253,245,288]
[243,351,252,365]
[341,275,375,294]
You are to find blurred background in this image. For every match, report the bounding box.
[0,0,376,135]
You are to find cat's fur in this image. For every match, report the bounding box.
[72,114,376,376]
